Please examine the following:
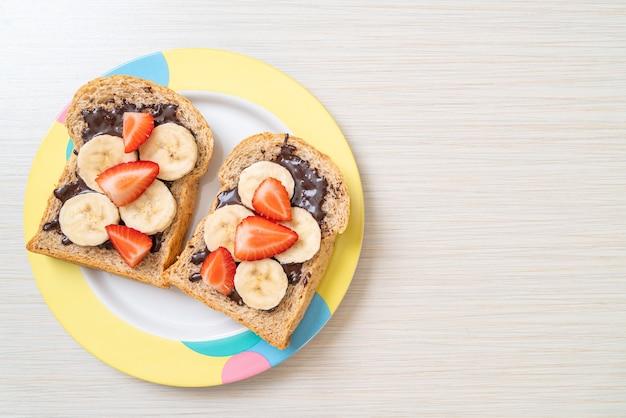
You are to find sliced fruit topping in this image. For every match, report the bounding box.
[139,123,198,181]
[275,207,321,264]
[237,161,295,210]
[252,177,292,222]
[200,246,237,296]
[59,193,120,247]
[234,259,288,310]
[105,224,153,268]
[234,216,298,261]
[77,134,138,193]
[122,112,154,153]
[119,179,177,235]
[203,205,255,261]
[96,160,159,206]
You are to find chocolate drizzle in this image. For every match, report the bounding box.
[42,219,60,232]
[216,188,243,209]
[43,177,93,233]
[150,232,164,253]
[81,102,180,142]
[53,177,91,204]
[273,143,328,224]
[281,262,305,284]
[191,248,210,264]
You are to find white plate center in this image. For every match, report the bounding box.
[83,91,290,342]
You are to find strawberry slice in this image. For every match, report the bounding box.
[234,216,298,261]
[96,160,159,206]
[105,224,153,268]
[252,177,292,221]
[200,246,237,296]
[122,112,154,153]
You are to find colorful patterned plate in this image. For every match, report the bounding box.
[23,48,364,387]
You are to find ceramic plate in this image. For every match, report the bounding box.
[23,48,363,387]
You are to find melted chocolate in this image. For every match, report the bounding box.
[191,248,210,264]
[274,143,328,224]
[216,188,243,209]
[229,290,245,306]
[282,262,305,284]
[150,232,163,253]
[81,102,180,142]
[43,178,93,233]
[53,177,91,204]
[98,240,115,251]
[42,219,60,232]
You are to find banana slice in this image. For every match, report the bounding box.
[59,192,120,246]
[119,179,177,235]
[203,204,254,260]
[274,207,322,264]
[77,134,138,193]
[138,123,198,181]
[237,161,295,210]
[234,259,289,310]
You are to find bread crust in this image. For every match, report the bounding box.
[163,132,349,349]
[26,75,213,288]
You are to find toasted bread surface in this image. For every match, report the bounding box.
[163,132,349,348]
[26,75,213,288]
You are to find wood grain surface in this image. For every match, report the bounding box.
[2,1,625,416]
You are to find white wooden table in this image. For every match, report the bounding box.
[2,1,625,416]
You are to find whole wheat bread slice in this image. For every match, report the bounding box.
[26,75,214,288]
[163,132,350,349]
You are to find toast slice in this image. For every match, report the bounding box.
[26,75,214,288]
[163,132,350,349]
